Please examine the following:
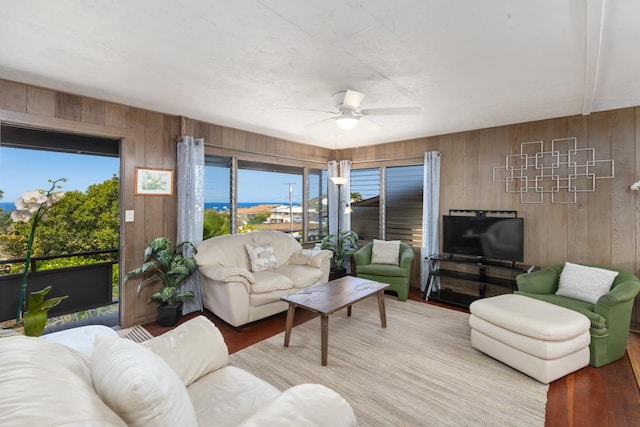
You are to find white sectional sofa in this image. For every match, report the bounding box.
[0,316,356,426]
[195,231,333,327]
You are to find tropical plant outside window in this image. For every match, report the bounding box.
[0,143,120,328]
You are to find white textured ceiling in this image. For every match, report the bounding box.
[1,1,639,149]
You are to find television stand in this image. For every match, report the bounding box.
[423,254,534,309]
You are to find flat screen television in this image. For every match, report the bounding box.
[442,215,524,262]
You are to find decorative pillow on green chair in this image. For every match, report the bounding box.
[371,239,400,265]
[556,262,618,304]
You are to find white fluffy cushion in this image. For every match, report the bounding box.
[141,315,229,386]
[246,243,279,272]
[92,336,198,427]
[0,336,127,426]
[556,262,618,304]
[371,239,400,265]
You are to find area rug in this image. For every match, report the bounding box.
[230,297,548,427]
[117,325,154,343]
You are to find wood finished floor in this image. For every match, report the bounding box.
[144,288,640,426]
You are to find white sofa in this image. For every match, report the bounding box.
[0,316,356,426]
[195,231,333,327]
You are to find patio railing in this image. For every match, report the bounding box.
[0,249,118,323]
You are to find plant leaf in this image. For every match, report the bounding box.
[23,309,48,337]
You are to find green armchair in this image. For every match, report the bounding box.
[515,263,640,367]
[353,242,414,301]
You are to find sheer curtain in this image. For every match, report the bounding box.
[421,152,441,291]
[177,136,205,314]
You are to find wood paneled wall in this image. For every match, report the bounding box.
[0,79,332,327]
[182,118,332,167]
[2,78,639,325]
[0,79,182,327]
[340,109,640,324]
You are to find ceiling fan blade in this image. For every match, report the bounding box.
[361,107,421,116]
[280,107,335,114]
[304,117,336,128]
[342,90,366,111]
[361,116,382,129]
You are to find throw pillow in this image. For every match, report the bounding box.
[556,261,618,304]
[245,242,278,272]
[91,336,198,427]
[371,239,401,265]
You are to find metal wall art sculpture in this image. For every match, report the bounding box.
[493,137,614,204]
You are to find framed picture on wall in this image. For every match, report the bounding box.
[134,167,174,196]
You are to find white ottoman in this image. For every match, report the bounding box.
[469,294,591,384]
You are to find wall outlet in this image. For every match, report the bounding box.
[125,210,135,222]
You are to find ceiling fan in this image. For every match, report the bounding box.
[287,90,421,130]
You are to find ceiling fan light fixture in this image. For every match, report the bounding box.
[335,111,359,130]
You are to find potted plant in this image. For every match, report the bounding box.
[321,230,359,279]
[124,237,197,327]
[0,178,69,337]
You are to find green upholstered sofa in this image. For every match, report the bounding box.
[353,242,414,301]
[515,263,640,367]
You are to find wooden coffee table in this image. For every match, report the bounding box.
[281,276,389,366]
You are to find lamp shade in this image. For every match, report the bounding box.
[335,111,359,130]
[330,176,348,186]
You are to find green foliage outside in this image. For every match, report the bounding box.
[248,211,270,225]
[0,175,119,257]
[0,176,121,303]
[203,209,230,239]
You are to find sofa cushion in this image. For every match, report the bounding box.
[92,335,198,427]
[187,365,281,426]
[556,262,618,304]
[251,270,294,293]
[371,239,400,265]
[246,242,279,272]
[0,336,127,426]
[356,263,408,277]
[40,324,119,357]
[274,264,324,288]
[289,248,333,268]
[141,315,229,386]
[239,384,357,427]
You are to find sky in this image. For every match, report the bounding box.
[0,147,118,202]
[0,147,304,204]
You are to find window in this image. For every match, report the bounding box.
[237,161,303,238]
[308,168,327,241]
[0,124,121,325]
[385,165,423,246]
[350,164,423,247]
[350,168,381,241]
[203,156,232,238]
[203,156,325,243]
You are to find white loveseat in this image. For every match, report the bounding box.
[195,231,333,327]
[0,316,356,426]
